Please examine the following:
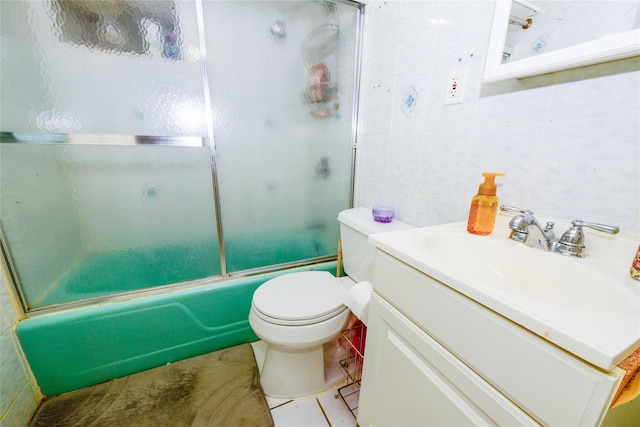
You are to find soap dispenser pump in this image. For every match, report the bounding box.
[467,172,505,236]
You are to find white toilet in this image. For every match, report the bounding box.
[249,207,413,398]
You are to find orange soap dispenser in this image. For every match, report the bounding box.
[467,172,505,236]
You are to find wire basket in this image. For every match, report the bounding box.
[338,321,366,422]
[339,321,366,386]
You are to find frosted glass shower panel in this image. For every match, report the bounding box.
[203,1,360,271]
[0,144,221,309]
[0,0,207,137]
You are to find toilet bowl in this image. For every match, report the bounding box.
[249,207,414,399]
[248,271,351,398]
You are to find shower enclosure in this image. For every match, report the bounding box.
[0,0,363,312]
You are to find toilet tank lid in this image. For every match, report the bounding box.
[338,207,413,236]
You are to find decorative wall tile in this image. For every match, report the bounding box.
[400,85,419,118]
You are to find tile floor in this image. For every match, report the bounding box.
[251,341,360,427]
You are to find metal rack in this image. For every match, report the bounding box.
[338,321,366,422]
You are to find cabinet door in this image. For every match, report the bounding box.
[358,293,538,427]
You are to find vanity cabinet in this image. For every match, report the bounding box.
[358,251,622,427]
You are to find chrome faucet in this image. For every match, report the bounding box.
[500,205,619,257]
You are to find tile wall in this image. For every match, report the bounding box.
[355,0,640,240]
[0,262,40,427]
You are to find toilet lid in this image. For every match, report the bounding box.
[252,271,347,325]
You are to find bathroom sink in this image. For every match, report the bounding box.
[369,214,640,370]
[417,230,637,312]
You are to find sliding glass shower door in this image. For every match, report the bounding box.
[203,1,360,272]
[0,0,221,309]
[0,0,362,311]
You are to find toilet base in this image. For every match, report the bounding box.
[260,342,344,399]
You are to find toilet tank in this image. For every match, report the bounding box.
[337,207,414,283]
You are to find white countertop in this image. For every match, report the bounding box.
[369,213,640,371]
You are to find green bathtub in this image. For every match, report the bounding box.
[17,261,337,396]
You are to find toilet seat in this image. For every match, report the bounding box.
[252,271,348,326]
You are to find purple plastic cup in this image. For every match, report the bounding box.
[372,206,394,223]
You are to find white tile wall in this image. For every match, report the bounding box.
[0,264,40,427]
[356,0,640,240]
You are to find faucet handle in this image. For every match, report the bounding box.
[557,220,620,257]
[500,205,537,221]
[570,220,619,235]
[500,205,528,214]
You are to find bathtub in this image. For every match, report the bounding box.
[16,261,338,396]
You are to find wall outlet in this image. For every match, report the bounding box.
[445,66,467,105]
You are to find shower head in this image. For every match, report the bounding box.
[270,20,287,39]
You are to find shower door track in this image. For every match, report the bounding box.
[15,255,339,316]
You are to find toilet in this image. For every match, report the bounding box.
[249,207,413,398]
